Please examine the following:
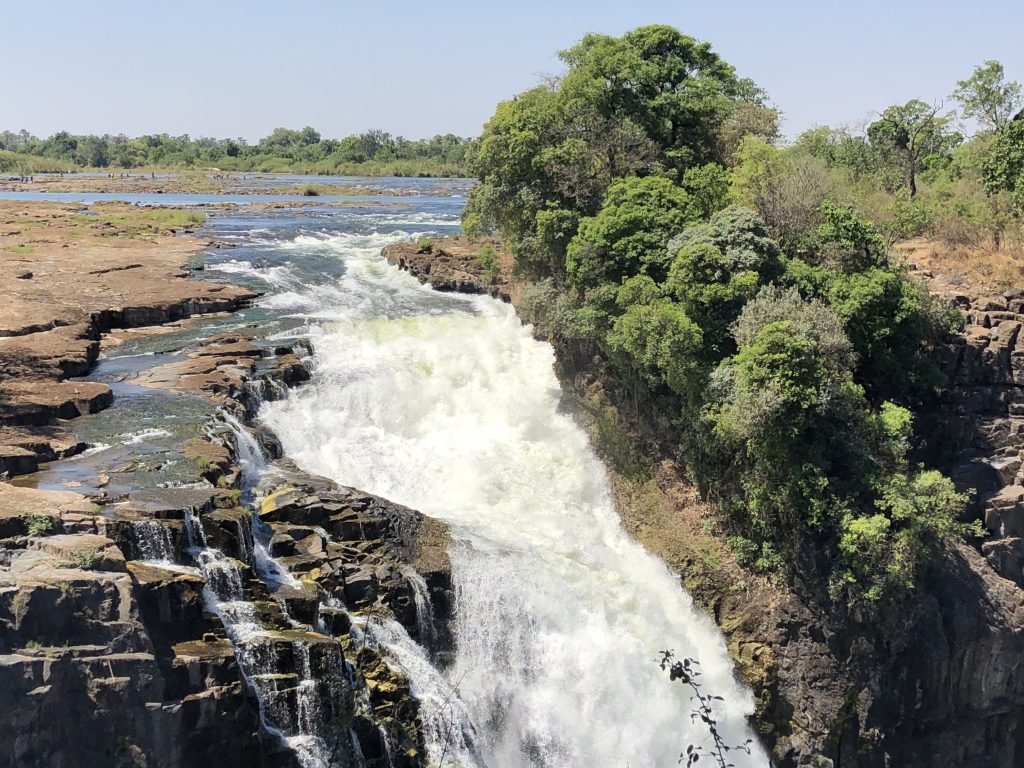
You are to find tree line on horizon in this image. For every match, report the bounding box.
[0,127,474,177]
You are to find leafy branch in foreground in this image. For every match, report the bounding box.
[659,650,753,767]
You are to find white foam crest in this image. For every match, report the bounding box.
[283,229,412,254]
[121,428,172,445]
[77,442,112,458]
[257,231,464,319]
[364,211,460,227]
[207,258,298,289]
[262,293,768,767]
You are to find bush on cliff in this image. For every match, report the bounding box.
[469,24,969,606]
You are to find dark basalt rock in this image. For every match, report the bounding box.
[257,473,454,655]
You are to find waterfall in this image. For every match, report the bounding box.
[181,442,351,768]
[259,236,770,767]
[132,520,175,563]
[221,410,268,488]
[356,616,483,768]
[402,566,436,649]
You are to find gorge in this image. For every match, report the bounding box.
[0,186,766,768]
[5,20,1024,768]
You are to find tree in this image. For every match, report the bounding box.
[952,60,1023,133]
[715,78,781,164]
[560,25,743,171]
[868,101,960,198]
[606,300,703,396]
[815,201,887,272]
[667,205,783,282]
[826,266,937,401]
[706,310,867,536]
[730,136,836,247]
[566,176,697,289]
[464,25,766,279]
[75,135,109,168]
[983,115,1024,214]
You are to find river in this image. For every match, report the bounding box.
[5,178,768,767]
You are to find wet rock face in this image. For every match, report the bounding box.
[0,487,271,768]
[257,475,455,658]
[133,331,311,422]
[0,458,453,766]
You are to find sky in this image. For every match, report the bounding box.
[3,0,1023,143]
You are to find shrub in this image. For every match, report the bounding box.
[705,300,868,535]
[826,266,937,400]
[519,279,603,341]
[838,470,971,601]
[882,198,929,246]
[24,515,55,538]
[667,205,783,279]
[606,301,704,397]
[478,244,498,282]
[74,548,101,570]
[566,176,697,289]
[417,237,434,254]
[816,201,888,272]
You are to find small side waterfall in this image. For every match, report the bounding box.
[402,566,436,650]
[221,410,268,487]
[131,520,175,563]
[178,421,356,768]
[356,616,483,768]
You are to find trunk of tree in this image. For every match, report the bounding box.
[908,166,917,199]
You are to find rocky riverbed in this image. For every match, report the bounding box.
[0,202,457,767]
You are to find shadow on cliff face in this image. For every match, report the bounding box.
[852,543,1024,768]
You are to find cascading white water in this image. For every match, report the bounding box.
[132,520,175,563]
[260,233,770,768]
[221,410,268,487]
[183,484,347,768]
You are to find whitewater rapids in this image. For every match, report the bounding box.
[258,231,769,768]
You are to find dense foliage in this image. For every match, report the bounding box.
[0,128,473,176]
[984,116,1024,213]
[467,25,1004,605]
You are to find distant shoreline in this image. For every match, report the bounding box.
[0,171,474,197]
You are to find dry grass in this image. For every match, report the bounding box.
[73,204,206,237]
[895,237,1024,295]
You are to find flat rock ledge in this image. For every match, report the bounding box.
[383,235,514,302]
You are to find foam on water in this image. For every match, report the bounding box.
[261,233,769,767]
[121,427,172,445]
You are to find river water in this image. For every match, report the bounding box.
[243,183,766,767]
[4,179,768,767]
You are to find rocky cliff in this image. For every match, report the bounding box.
[0,331,455,767]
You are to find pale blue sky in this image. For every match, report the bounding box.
[3,0,1022,142]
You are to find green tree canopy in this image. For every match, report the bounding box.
[868,101,961,198]
[983,116,1024,214]
[952,60,1023,133]
[464,24,768,279]
[566,176,697,289]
